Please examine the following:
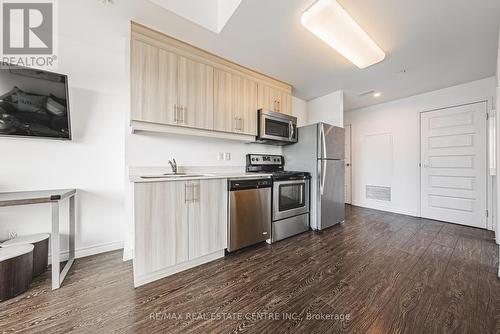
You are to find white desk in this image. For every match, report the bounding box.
[0,189,76,290]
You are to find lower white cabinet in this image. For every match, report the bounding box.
[134,179,227,286]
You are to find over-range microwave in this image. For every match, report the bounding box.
[256,110,298,145]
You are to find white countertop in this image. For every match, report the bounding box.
[129,166,272,183]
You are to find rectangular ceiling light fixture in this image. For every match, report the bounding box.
[301,0,385,69]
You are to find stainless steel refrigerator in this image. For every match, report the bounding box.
[283,123,345,230]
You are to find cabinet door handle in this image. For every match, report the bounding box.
[184,183,189,202]
[277,100,281,112]
[191,184,197,202]
[182,106,187,124]
[174,104,178,122]
[234,117,242,131]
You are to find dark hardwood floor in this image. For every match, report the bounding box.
[1,205,499,333]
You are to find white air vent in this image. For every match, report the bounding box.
[366,185,391,201]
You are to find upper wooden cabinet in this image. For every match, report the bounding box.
[131,22,293,138]
[131,40,214,130]
[131,40,177,124]
[257,83,292,115]
[178,56,214,130]
[214,69,257,135]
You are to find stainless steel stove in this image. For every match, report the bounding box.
[246,154,310,242]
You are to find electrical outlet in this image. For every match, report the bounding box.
[217,152,224,161]
[8,231,17,239]
[224,152,231,161]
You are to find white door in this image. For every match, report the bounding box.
[420,102,487,228]
[345,125,352,204]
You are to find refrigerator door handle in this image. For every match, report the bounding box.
[320,124,327,159]
[321,159,326,195]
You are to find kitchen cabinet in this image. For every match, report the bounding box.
[131,22,292,139]
[131,39,214,130]
[188,179,227,258]
[131,39,178,124]
[214,69,258,135]
[134,178,227,283]
[134,181,188,277]
[178,56,214,130]
[280,91,293,115]
[258,83,292,115]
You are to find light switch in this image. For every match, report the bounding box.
[217,152,224,161]
[224,152,231,161]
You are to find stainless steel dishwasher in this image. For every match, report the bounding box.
[227,177,272,252]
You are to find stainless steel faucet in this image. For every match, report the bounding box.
[168,158,177,174]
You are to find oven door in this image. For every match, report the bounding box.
[273,179,310,221]
[258,111,297,143]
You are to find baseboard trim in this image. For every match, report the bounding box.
[122,249,133,262]
[48,241,124,264]
[134,250,225,288]
[351,201,418,217]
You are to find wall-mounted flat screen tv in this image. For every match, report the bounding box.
[0,64,71,140]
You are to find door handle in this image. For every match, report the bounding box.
[289,121,294,140]
[174,104,178,122]
[184,183,189,202]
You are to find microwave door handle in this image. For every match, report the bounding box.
[289,121,294,140]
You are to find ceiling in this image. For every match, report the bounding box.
[147,0,500,110]
[147,0,242,33]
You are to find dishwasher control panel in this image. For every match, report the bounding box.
[229,178,272,191]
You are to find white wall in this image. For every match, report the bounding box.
[292,96,308,127]
[307,90,343,127]
[345,77,496,217]
[0,0,130,256]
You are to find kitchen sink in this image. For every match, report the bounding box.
[140,173,215,179]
